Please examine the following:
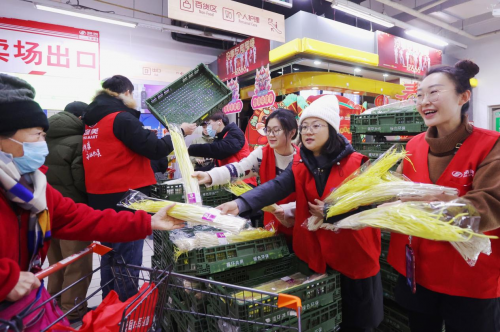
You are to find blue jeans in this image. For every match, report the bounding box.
[100,240,144,301]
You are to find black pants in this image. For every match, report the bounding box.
[339,272,384,332]
[88,186,150,301]
[395,274,500,332]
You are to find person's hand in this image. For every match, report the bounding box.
[216,201,239,215]
[272,206,285,224]
[181,123,197,136]
[196,158,205,165]
[399,193,458,203]
[151,203,186,231]
[6,272,41,302]
[308,199,325,219]
[192,171,212,185]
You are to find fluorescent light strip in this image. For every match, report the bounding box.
[405,30,448,47]
[332,4,394,28]
[36,4,137,28]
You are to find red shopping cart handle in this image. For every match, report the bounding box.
[35,243,112,280]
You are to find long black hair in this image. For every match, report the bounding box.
[425,60,479,115]
[265,108,298,142]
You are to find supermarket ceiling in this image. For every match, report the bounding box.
[30,0,500,48]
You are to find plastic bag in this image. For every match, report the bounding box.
[319,198,496,266]
[118,190,249,234]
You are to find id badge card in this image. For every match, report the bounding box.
[406,244,416,294]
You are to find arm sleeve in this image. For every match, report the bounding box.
[188,129,244,160]
[463,139,500,232]
[208,147,262,186]
[0,258,21,302]
[70,140,87,197]
[48,185,152,242]
[239,164,295,218]
[113,112,174,160]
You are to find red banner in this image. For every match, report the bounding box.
[217,37,269,82]
[376,31,442,76]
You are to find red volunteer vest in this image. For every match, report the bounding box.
[216,132,257,186]
[292,152,381,279]
[388,128,500,298]
[83,112,156,194]
[259,145,298,238]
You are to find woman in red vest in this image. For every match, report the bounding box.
[217,96,383,332]
[388,61,500,331]
[192,109,299,240]
[188,112,257,186]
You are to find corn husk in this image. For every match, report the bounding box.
[124,196,247,234]
[227,181,279,213]
[233,273,326,301]
[320,199,497,265]
[167,121,202,205]
[171,227,276,260]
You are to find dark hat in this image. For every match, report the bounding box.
[64,101,88,118]
[0,74,49,134]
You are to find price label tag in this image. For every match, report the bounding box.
[202,208,220,222]
[281,276,295,283]
[187,192,201,204]
[216,232,228,245]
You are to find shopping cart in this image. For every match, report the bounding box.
[0,244,303,332]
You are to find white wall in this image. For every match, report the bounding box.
[1,0,220,107]
[450,38,500,130]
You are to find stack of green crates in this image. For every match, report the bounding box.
[351,111,428,160]
[152,228,291,332]
[150,182,235,207]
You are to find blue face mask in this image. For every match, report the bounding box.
[206,124,217,138]
[9,139,49,175]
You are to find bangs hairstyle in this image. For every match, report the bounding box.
[299,122,345,155]
[207,112,229,126]
[265,108,298,140]
[102,75,134,94]
[425,59,479,115]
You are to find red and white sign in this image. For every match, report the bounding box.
[251,64,275,110]
[223,78,243,114]
[0,18,100,79]
[217,37,270,82]
[376,31,442,76]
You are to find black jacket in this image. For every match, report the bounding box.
[238,135,356,219]
[83,91,174,160]
[188,122,245,160]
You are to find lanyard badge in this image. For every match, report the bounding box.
[406,236,416,294]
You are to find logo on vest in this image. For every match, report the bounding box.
[452,170,475,178]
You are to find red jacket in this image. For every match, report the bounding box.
[388,128,500,298]
[0,170,152,302]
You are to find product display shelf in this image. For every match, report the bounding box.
[150,183,235,207]
[146,63,231,126]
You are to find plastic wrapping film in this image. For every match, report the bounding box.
[319,199,496,266]
[118,189,249,234]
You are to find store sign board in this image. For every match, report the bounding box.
[0,17,100,79]
[217,37,270,82]
[376,31,442,75]
[223,78,243,114]
[168,0,285,42]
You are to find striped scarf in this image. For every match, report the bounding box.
[0,151,50,271]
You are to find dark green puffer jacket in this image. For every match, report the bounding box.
[45,112,87,204]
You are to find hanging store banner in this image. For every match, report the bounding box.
[168,0,285,42]
[376,31,442,76]
[0,17,100,79]
[217,37,270,82]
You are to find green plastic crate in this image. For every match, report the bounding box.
[382,301,410,332]
[380,261,399,284]
[207,256,341,327]
[153,231,290,276]
[207,297,342,332]
[381,277,397,302]
[351,112,427,134]
[146,63,231,126]
[150,183,235,206]
[167,291,212,332]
